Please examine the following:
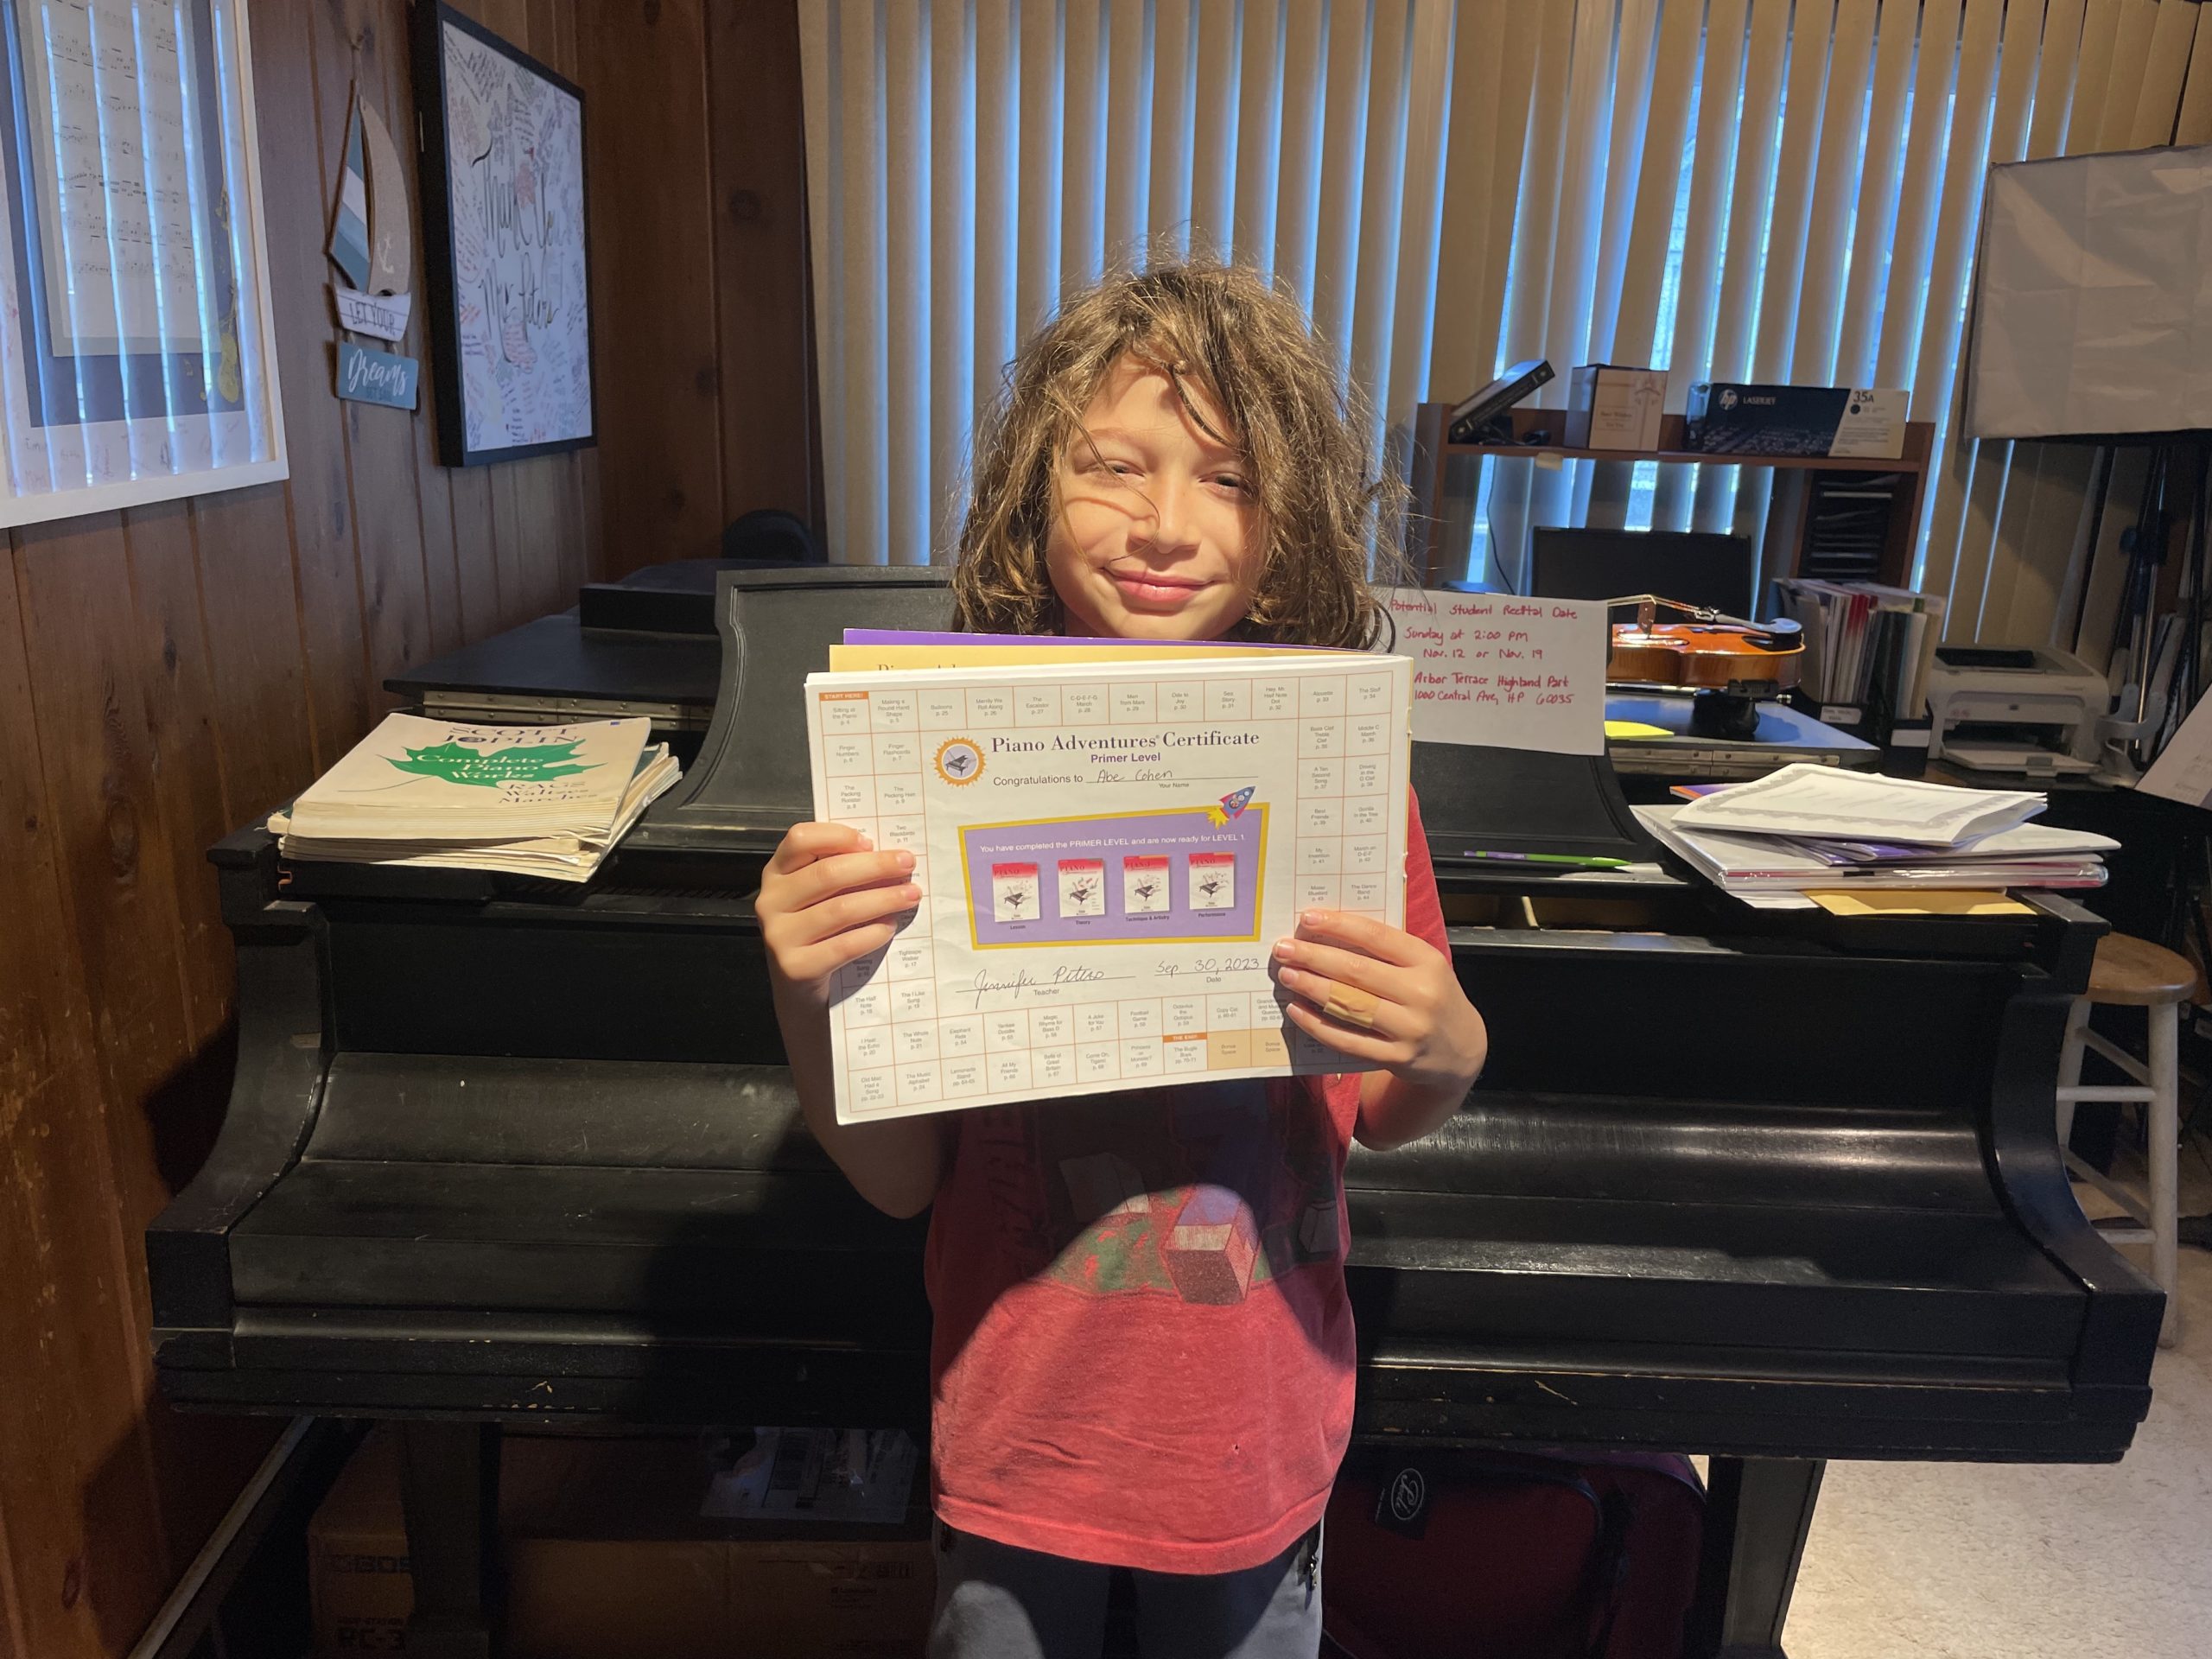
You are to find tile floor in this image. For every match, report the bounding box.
[1783,1132,2212,1659]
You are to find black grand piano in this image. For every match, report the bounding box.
[149,569,2162,1658]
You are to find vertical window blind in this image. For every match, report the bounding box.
[802,0,2212,652]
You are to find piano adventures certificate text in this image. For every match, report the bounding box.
[804,655,1415,1122]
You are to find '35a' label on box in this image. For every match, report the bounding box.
[336,340,419,410]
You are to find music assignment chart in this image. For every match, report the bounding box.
[804,655,1415,1122]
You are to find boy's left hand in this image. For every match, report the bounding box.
[1271,909,1485,1090]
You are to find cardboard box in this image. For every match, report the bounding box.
[504,1537,730,1659]
[1563,365,1666,451]
[1684,383,1906,458]
[728,1541,936,1659]
[504,1435,933,1659]
[308,1428,412,1655]
[308,1432,934,1659]
[502,1535,934,1659]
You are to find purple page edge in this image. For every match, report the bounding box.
[840,628,1329,649]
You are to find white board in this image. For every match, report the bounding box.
[1968,144,2212,441]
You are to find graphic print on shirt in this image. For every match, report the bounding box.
[969,1084,1342,1306]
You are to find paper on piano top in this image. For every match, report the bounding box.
[1783,821,2119,865]
[270,746,680,880]
[1380,587,1606,754]
[1807,890,2035,917]
[806,654,1414,1122]
[283,714,658,841]
[1635,805,2105,890]
[1669,763,2044,847]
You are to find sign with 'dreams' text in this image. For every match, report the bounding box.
[337,341,420,410]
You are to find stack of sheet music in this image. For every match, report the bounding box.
[269,714,679,881]
[1633,763,2113,898]
[1772,579,1946,718]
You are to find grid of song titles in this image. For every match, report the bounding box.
[816,667,1406,1117]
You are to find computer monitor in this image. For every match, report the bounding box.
[1528,527,1755,617]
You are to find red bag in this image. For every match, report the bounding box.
[1323,1448,1704,1659]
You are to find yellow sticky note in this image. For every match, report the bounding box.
[1808,890,2032,918]
[1605,720,1670,740]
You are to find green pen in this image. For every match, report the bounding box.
[1461,849,1632,869]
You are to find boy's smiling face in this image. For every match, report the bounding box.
[1047,355,1260,640]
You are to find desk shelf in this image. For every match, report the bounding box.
[1409,404,1937,589]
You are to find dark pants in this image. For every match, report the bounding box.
[928,1522,1325,1659]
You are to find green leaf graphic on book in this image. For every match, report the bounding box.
[385,740,600,788]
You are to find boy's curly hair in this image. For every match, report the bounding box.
[948,257,1405,648]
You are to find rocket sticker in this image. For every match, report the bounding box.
[1205,785,1255,827]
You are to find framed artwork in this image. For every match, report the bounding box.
[0,0,286,527]
[412,3,594,467]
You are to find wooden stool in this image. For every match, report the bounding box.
[2056,934,2203,1348]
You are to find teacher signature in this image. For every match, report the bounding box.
[969,963,1110,1009]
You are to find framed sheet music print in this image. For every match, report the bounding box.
[0,0,287,527]
[412,2,595,467]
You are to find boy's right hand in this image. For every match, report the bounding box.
[757,823,921,1007]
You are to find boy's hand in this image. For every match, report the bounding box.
[759,823,944,1218]
[1270,909,1485,1092]
[758,822,922,1007]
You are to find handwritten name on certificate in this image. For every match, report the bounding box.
[804,655,1415,1122]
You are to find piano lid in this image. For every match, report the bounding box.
[631,567,955,850]
[1413,742,1657,866]
[628,565,1658,868]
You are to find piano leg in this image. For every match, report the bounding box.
[397,1421,501,1659]
[1691,1455,1825,1659]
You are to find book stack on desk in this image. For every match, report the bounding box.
[1632,763,2113,904]
[269,714,679,881]
[1771,580,1946,731]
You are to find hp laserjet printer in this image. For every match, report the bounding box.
[1925,645,2110,775]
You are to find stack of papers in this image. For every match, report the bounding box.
[1772,580,1946,717]
[1669,764,2046,844]
[269,715,679,881]
[1636,763,2112,904]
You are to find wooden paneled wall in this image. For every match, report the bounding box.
[0,3,810,1656]
[584,0,820,572]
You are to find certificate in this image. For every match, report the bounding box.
[804,654,1415,1122]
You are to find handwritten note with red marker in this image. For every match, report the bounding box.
[1382,588,1607,755]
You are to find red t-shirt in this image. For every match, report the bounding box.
[924,793,1452,1574]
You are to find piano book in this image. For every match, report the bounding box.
[270,714,678,880]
